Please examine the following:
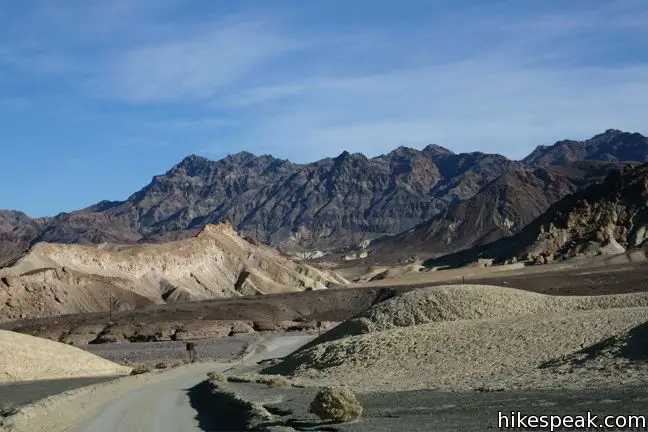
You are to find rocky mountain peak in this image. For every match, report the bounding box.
[386,146,421,159]
[224,151,259,164]
[595,129,624,139]
[177,154,210,168]
[523,130,648,167]
[422,144,454,157]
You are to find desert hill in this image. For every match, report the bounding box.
[370,162,623,261]
[264,285,648,392]
[0,330,131,382]
[0,223,347,322]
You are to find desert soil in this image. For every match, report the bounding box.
[266,285,648,393]
[0,330,130,383]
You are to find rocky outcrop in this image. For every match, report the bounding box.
[0,223,347,321]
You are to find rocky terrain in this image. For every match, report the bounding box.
[369,162,625,261]
[264,285,648,392]
[524,129,648,167]
[514,163,648,262]
[0,223,346,322]
[426,163,648,267]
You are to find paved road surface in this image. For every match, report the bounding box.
[71,333,315,432]
[0,377,114,409]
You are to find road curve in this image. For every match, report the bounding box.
[70,333,314,432]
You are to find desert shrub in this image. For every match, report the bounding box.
[309,387,363,423]
[226,374,251,383]
[265,376,291,388]
[130,365,152,375]
[227,373,291,388]
[207,371,228,383]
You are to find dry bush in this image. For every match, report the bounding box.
[309,387,363,423]
[207,371,228,383]
[154,362,167,369]
[226,374,252,383]
[265,376,291,388]
[227,373,292,388]
[130,365,152,375]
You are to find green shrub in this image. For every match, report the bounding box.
[309,387,363,423]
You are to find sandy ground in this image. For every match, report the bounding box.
[0,332,316,432]
[0,330,131,383]
[266,285,648,393]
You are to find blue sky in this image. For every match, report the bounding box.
[1,0,647,216]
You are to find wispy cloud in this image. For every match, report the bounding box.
[1,0,648,164]
[93,21,307,103]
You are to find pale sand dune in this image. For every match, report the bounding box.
[0,330,131,383]
[265,285,648,392]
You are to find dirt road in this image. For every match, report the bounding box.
[3,333,315,432]
[74,333,313,432]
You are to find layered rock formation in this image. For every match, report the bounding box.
[0,223,347,322]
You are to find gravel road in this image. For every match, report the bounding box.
[70,333,315,432]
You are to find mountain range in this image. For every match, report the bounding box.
[1,129,647,266]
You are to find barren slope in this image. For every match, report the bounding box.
[371,162,621,261]
[264,285,648,392]
[0,330,131,382]
[0,223,347,322]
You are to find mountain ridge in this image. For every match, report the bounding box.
[1,130,647,266]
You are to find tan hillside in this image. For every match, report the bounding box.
[265,285,648,392]
[0,223,347,322]
[0,330,131,382]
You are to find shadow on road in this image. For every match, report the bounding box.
[187,380,254,431]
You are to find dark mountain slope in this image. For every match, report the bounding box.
[426,163,648,267]
[371,162,624,261]
[524,129,648,167]
[0,146,521,264]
